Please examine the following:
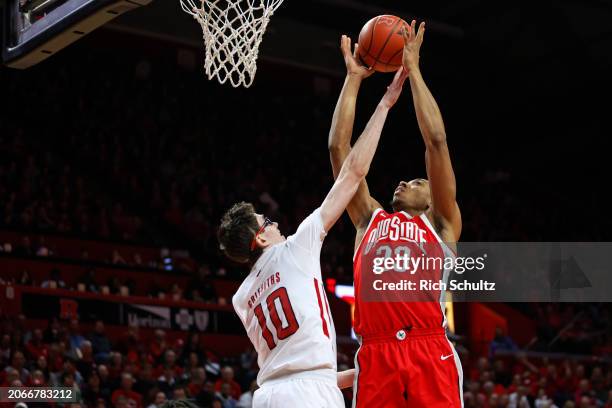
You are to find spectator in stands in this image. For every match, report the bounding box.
[57,212,73,233]
[137,351,154,370]
[150,330,167,362]
[575,379,593,405]
[180,333,206,368]
[43,317,61,344]
[97,365,114,398]
[35,236,52,256]
[214,366,241,401]
[76,341,95,380]
[536,388,558,408]
[181,352,201,382]
[156,366,177,398]
[47,342,65,373]
[69,319,86,351]
[1,367,18,387]
[186,367,206,397]
[482,380,495,401]
[34,355,50,380]
[192,381,216,406]
[185,266,217,303]
[107,276,123,295]
[133,363,155,398]
[18,269,33,286]
[238,347,257,389]
[0,334,11,367]
[125,279,137,296]
[147,391,167,408]
[490,359,511,391]
[6,351,30,384]
[133,253,143,266]
[25,328,48,360]
[165,283,182,301]
[155,350,183,379]
[173,386,188,400]
[14,236,33,256]
[117,324,142,363]
[41,268,66,289]
[0,242,12,254]
[112,250,127,265]
[115,395,129,408]
[237,380,257,408]
[590,366,607,403]
[52,358,84,388]
[30,369,46,386]
[61,371,81,401]
[111,372,142,408]
[78,269,99,293]
[490,326,519,358]
[578,395,592,408]
[90,321,111,363]
[108,352,125,380]
[508,383,531,408]
[82,372,110,407]
[215,383,237,408]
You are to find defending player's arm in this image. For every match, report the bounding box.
[402,21,462,241]
[328,35,382,230]
[337,368,355,389]
[321,68,409,233]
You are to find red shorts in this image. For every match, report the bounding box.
[353,327,463,408]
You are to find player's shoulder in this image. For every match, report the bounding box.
[369,207,390,223]
[286,208,325,243]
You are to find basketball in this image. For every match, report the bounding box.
[358,15,409,72]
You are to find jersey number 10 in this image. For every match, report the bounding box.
[254,279,331,350]
[253,287,299,350]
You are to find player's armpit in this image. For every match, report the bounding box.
[337,368,355,389]
[348,180,381,229]
[425,142,462,241]
[329,145,379,230]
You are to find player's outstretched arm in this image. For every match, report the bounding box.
[402,21,462,241]
[337,368,355,389]
[328,35,381,230]
[321,68,409,233]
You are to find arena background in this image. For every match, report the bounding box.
[1,0,611,407]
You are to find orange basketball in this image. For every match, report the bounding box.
[358,15,409,73]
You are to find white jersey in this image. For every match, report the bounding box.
[233,208,337,386]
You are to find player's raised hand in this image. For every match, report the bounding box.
[341,35,374,79]
[381,67,409,108]
[401,20,425,72]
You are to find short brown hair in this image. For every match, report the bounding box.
[217,202,262,264]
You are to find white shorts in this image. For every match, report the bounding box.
[253,378,345,408]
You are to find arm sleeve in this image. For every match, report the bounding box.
[286,207,327,257]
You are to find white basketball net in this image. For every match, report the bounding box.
[180,0,284,88]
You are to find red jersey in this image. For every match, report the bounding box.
[353,208,455,334]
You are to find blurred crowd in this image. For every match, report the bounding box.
[1,312,610,408]
[0,141,145,242]
[0,315,259,408]
[1,41,603,286]
[0,263,218,303]
[462,354,612,408]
